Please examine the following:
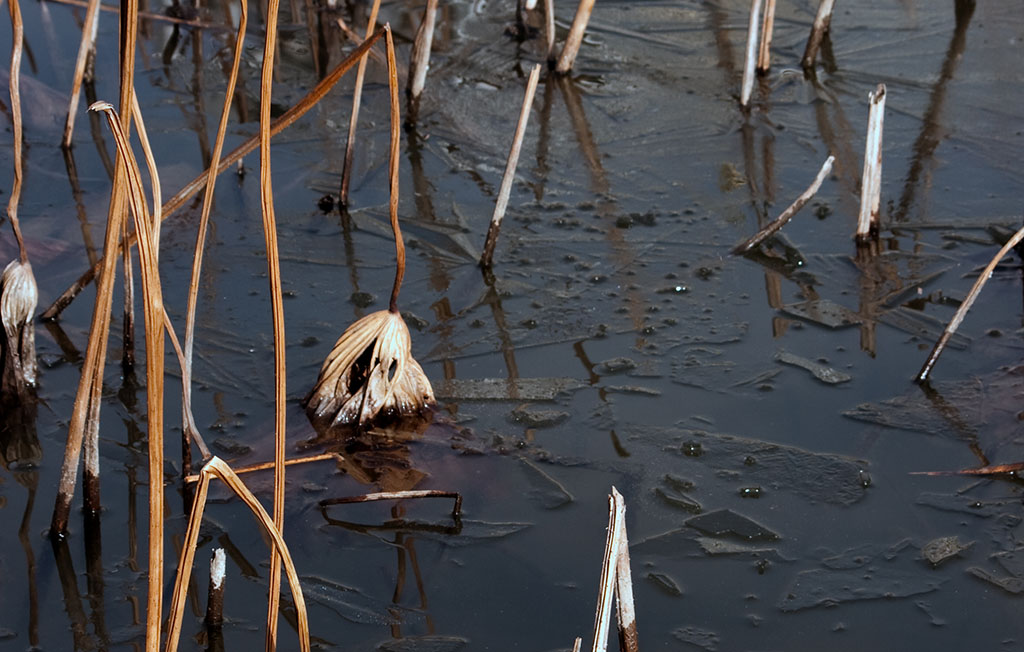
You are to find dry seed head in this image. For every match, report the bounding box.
[1,259,38,386]
[306,310,435,429]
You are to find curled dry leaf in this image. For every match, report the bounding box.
[1,259,38,388]
[306,310,435,429]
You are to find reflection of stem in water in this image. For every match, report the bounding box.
[893,0,974,223]
[531,75,554,201]
[17,477,39,648]
[190,33,213,170]
[407,129,452,293]
[739,119,766,224]
[44,319,82,364]
[480,269,520,383]
[303,0,321,75]
[52,537,94,650]
[85,79,116,180]
[84,514,111,648]
[122,218,136,371]
[61,147,99,266]
[556,76,648,347]
[918,381,989,466]
[429,297,457,414]
[812,78,860,205]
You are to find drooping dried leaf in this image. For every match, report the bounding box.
[306,310,435,430]
[1,259,38,390]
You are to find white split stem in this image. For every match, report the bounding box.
[756,0,775,73]
[856,83,886,240]
[206,548,226,627]
[480,64,541,268]
[740,0,763,107]
[612,488,637,652]
[591,487,626,652]
[554,0,595,74]
[407,0,439,102]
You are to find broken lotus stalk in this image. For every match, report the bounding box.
[306,25,435,431]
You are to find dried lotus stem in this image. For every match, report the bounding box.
[740,0,763,107]
[339,0,382,207]
[732,155,834,255]
[855,84,885,242]
[756,0,775,73]
[481,64,541,268]
[802,0,836,70]
[406,0,438,124]
[554,0,595,74]
[917,222,1024,383]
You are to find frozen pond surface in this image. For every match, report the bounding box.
[2,0,1024,649]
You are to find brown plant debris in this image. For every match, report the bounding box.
[1,260,38,391]
[306,310,435,429]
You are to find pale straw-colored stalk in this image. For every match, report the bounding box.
[554,0,595,74]
[406,0,438,112]
[339,0,382,207]
[164,457,310,652]
[544,0,556,62]
[256,0,288,643]
[181,0,247,468]
[802,0,836,69]
[732,155,834,254]
[612,488,637,652]
[756,0,775,73]
[50,0,140,536]
[61,0,101,148]
[590,487,625,652]
[89,99,165,652]
[855,84,885,241]
[917,223,1024,383]
[480,64,541,268]
[740,0,763,107]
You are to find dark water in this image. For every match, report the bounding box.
[3,0,1024,649]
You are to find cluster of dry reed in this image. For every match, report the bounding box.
[0,0,636,645]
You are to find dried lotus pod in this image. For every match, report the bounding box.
[305,309,435,428]
[1,259,38,391]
